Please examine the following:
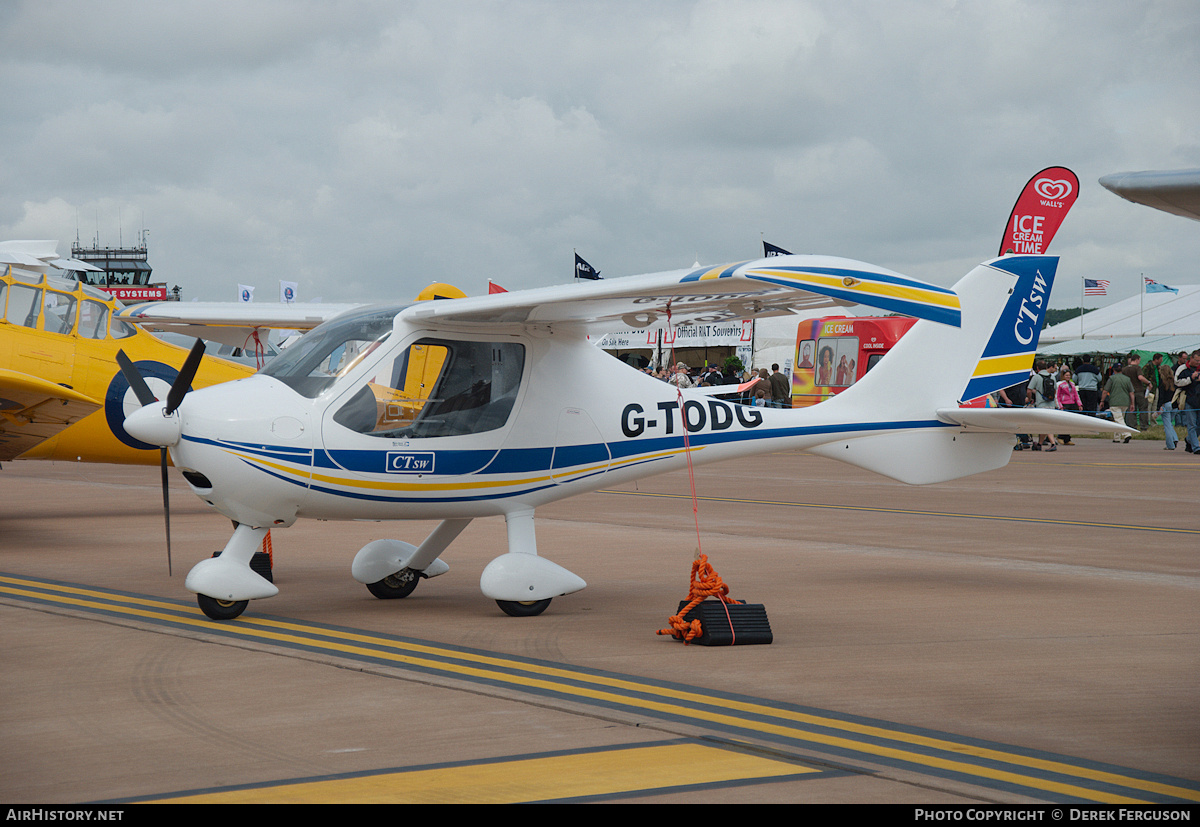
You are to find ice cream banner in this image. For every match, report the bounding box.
[999,166,1079,256]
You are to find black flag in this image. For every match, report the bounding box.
[575,253,601,280]
[763,241,791,257]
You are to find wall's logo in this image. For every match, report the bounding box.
[1033,178,1073,201]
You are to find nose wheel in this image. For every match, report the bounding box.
[197,594,249,620]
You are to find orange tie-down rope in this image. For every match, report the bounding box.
[657,552,744,644]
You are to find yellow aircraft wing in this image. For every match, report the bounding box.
[0,368,100,461]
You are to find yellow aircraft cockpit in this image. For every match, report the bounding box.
[0,266,252,464]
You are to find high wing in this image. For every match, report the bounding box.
[0,369,100,461]
[1099,168,1200,222]
[400,254,961,333]
[116,302,365,348]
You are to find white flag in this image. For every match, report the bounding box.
[279,280,298,303]
[238,284,255,303]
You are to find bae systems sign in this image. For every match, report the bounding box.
[100,285,168,301]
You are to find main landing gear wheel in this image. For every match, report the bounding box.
[197,594,249,620]
[496,598,552,617]
[367,568,420,599]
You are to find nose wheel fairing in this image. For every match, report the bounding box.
[186,524,279,606]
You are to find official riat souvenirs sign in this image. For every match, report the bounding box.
[593,319,754,349]
[999,166,1080,256]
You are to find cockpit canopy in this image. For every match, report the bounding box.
[260,305,403,397]
[263,304,528,438]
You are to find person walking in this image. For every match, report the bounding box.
[1174,351,1200,454]
[1074,355,1101,414]
[1143,354,1166,420]
[1026,360,1058,451]
[1055,368,1082,445]
[1101,366,1135,443]
[1159,355,1179,450]
[1122,354,1151,430]
[769,364,791,408]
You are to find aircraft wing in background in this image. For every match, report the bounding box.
[1099,168,1200,222]
[0,369,101,461]
[116,302,365,348]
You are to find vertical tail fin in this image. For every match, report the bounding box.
[958,256,1057,402]
[815,255,1057,420]
[805,255,1057,484]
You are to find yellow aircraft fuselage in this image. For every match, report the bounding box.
[0,267,253,464]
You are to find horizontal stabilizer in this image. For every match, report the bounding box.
[808,429,1015,485]
[936,407,1136,435]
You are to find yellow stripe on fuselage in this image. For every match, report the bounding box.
[226,446,698,495]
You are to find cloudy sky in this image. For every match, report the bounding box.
[2,0,1197,308]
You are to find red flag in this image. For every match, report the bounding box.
[999,167,1079,256]
[488,281,508,294]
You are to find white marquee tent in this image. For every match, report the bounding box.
[1038,284,1200,357]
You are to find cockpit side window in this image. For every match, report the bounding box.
[78,300,110,339]
[261,306,399,398]
[42,292,77,335]
[3,285,42,329]
[333,338,525,438]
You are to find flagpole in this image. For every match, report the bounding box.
[1080,277,1084,340]
[1140,273,1144,336]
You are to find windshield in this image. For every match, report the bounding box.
[261,305,403,397]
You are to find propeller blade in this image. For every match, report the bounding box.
[115,349,158,407]
[161,447,172,576]
[165,339,206,415]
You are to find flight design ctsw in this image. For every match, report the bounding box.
[119,253,1131,620]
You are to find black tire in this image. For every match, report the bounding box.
[496,598,552,617]
[366,569,420,599]
[197,594,249,620]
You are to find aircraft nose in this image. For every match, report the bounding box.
[124,401,183,447]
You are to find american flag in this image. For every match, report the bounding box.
[1084,279,1109,296]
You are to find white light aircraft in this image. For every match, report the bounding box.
[118,253,1132,620]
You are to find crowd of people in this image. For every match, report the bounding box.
[642,362,793,407]
[638,349,1200,454]
[999,350,1200,453]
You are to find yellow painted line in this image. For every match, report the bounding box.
[598,489,1200,536]
[3,575,1194,803]
[148,743,815,803]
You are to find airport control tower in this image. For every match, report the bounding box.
[70,232,178,302]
